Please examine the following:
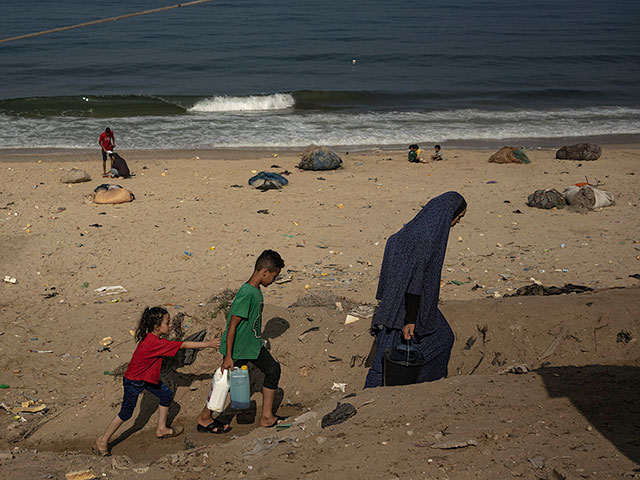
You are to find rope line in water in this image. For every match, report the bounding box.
[0,0,214,44]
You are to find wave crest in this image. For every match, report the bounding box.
[189,93,295,112]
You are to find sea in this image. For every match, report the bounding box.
[1,0,639,150]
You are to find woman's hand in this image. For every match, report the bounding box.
[402,323,415,340]
[221,356,234,372]
[207,337,221,348]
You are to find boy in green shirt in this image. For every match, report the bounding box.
[196,249,285,432]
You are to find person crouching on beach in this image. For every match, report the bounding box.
[196,249,286,432]
[94,307,220,456]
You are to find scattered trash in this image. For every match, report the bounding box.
[89,223,102,228]
[99,337,113,347]
[321,402,356,428]
[298,326,320,343]
[431,439,478,449]
[629,273,640,280]
[504,283,592,297]
[499,364,530,374]
[344,314,359,325]
[451,280,464,286]
[528,456,545,469]
[276,423,293,431]
[81,282,89,288]
[12,401,47,414]
[486,180,497,184]
[331,382,347,393]
[617,330,632,344]
[463,336,476,350]
[0,385,9,389]
[257,209,270,214]
[184,251,192,257]
[564,184,615,212]
[3,276,17,284]
[29,350,53,354]
[65,469,97,480]
[349,305,375,318]
[95,285,128,296]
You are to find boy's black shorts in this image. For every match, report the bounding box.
[236,346,281,390]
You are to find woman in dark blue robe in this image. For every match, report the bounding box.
[364,191,467,388]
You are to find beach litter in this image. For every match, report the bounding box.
[431,439,478,450]
[344,314,359,325]
[100,337,114,347]
[3,276,17,284]
[321,402,356,428]
[331,382,347,393]
[95,285,127,296]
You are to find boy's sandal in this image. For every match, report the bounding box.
[197,419,231,435]
[264,415,289,428]
[92,446,110,457]
[157,425,184,439]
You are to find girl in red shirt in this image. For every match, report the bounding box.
[94,307,219,456]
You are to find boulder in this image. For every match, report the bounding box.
[555,143,601,161]
[298,145,343,171]
[60,168,91,183]
[488,147,530,164]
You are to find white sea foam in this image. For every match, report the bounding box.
[1,107,639,149]
[188,93,295,112]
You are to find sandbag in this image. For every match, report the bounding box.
[94,185,134,204]
[526,189,566,209]
[556,143,601,161]
[61,168,91,183]
[488,146,530,164]
[298,145,343,171]
[564,185,614,211]
[248,171,288,190]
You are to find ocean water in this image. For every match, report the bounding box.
[1,0,639,149]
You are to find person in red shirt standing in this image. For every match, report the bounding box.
[98,127,116,176]
[94,307,220,456]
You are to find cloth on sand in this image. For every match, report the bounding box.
[563,185,614,211]
[321,402,356,428]
[488,146,530,164]
[526,189,566,209]
[364,191,465,388]
[248,171,288,190]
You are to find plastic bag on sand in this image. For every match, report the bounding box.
[207,368,230,412]
[564,185,614,210]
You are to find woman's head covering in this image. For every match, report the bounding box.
[372,191,467,335]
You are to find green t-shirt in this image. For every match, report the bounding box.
[220,283,264,360]
[408,150,418,163]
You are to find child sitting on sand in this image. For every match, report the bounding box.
[408,144,424,163]
[94,307,220,456]
[431,144,444,161]
[195,249,286,432]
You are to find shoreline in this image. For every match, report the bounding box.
[1,134,640,163]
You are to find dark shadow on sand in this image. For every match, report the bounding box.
[109,372,212,448]
[538,365,640,464]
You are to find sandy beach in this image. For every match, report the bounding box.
[0,144,639,479]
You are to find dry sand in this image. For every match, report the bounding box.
[0,145,639,479]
